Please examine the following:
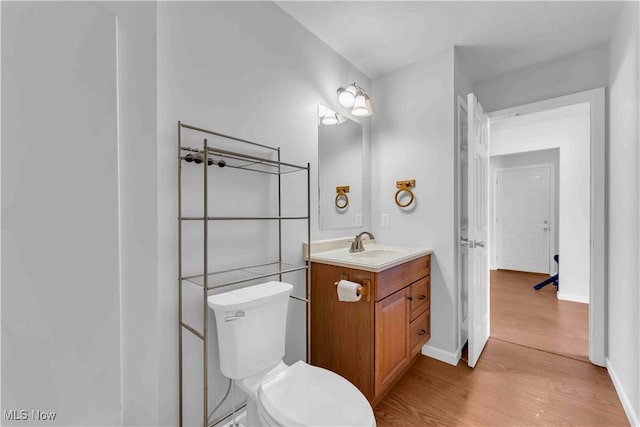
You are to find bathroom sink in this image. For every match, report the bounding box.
[349,249,399,258]
[308,242,432,272]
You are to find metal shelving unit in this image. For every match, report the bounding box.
[177,122,311,427]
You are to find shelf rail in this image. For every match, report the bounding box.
[181,261,308,290]
[180,145,308,175]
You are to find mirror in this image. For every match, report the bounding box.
[318,104,363,229]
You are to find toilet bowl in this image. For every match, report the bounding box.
[249,361,374,427]
[207,281,375,427]
[234,359,375,426]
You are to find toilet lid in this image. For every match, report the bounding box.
[257,361,375,427]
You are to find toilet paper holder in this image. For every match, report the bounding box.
[334,277,370,302]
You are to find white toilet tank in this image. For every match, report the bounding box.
[207,281,293,379]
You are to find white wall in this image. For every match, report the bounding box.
[491,103,590,303]
[490,149,560,273]
[473,45,609,112]
[156,2,371,424]
[2,2,159,424]
[607,1,640,425]
[97,2,159,425]
[371,48,458,356]
[1,2,121,425]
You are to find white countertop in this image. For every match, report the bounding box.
[309,242,432,273]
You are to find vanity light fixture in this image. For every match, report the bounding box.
[337,82,374,117]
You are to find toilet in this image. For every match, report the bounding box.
[207,281,375,427]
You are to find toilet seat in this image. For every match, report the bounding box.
[257,361,375,427]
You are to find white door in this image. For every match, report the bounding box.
[467,93,490,368]
[496,166,551,274]
[457,98,469,347]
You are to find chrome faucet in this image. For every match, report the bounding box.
[349,231,375,253]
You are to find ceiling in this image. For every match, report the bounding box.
[276,1,623,82]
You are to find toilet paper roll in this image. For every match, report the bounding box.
[337,280,362,302]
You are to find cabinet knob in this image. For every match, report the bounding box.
[418,329,426,336]
[407,296,414,301]
[418,294,427,300]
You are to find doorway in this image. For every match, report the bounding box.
[457,88,606,367]
[491,102,591,305]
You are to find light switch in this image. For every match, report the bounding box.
[355,213,363,227]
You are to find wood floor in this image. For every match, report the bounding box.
[490,269,589,363]
[374,270,627,426]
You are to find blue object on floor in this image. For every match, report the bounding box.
[534,254,559,290]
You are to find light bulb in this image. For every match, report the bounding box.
[322,112,338,125]
[351,93,368,116]
[337,84,357,108]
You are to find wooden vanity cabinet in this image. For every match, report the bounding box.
[311,254,431,405]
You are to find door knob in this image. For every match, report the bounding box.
[460,237,469,246]
[475,241,486,248]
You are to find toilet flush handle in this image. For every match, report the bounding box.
[225,310,245,322]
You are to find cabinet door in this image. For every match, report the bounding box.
[375,288,410,395]
[311,262,375,399]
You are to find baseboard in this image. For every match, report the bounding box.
[557,292,589,304]
[421,343,461,366]
[607,358,640,427]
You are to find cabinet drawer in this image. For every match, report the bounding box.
[410,309,430,356]
[409,276,430,321]
[376,255,430,301]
